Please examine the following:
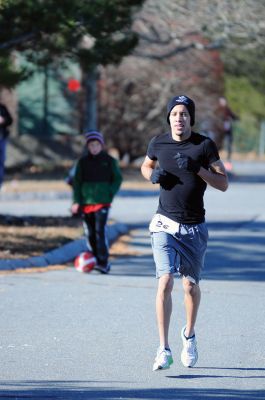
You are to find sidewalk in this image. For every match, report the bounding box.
[0,171,154,271]
[0,222,128,271]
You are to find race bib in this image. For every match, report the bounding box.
[149,214,180,236]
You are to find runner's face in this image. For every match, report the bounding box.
[87,140,103,155]
[169,104,191,141]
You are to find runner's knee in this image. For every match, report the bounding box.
[182,278,199,296]
[158,274,174,296]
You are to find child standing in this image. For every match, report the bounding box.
[71,131,122,273]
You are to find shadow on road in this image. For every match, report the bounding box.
[205,220,265,282]
[0,381,264,399]
[228,172,265,184]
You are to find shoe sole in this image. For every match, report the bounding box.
[94,266,111,274]
[153,357,173,371]
[153,364,170,371]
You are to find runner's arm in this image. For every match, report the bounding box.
[141,156,157,181]
[198,159,228,192]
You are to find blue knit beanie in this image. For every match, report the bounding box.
[84,131,104,146]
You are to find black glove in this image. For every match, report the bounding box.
[173,152,200,174]
[150,168,168,184]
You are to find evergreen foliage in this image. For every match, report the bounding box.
[225,75,265,153]
[222,48,265,96]
[0,53,28,88]
[0,0,144,86]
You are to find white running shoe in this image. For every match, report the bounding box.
[152,347,173,371]
[181,326,198,367]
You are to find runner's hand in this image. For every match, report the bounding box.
[173,153,200,174]
[150,168,168,184]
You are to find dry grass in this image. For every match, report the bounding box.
[0,167,146,265]
[109,234,141,258]
[0,224,83,259]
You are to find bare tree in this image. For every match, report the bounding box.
[134,0,265,57]
[99,0,264,159]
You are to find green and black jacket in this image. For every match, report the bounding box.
[72,151,122,205]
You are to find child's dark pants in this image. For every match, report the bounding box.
[83,207,109,266]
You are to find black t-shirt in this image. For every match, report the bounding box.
[147,132,220,224]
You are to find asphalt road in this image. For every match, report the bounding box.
[0,161,265,399]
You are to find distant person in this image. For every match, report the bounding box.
[71,131,122,274]
[141,95,228,371]
[0,102,13,188]
[218,97,238,166]
[200,119,216,143]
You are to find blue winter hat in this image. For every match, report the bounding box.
[84,130,104,146]
[166,95,195,126]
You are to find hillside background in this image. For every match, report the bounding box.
[1,0,264,172]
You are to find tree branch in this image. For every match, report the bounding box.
[0,32,37,50]
[134,43,196,59]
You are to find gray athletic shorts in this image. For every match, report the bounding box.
[151,223,208,284]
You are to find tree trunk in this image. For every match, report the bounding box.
[83,67,97,132]
[42,64,49,136]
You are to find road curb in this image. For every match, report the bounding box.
[0,222,128,271]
